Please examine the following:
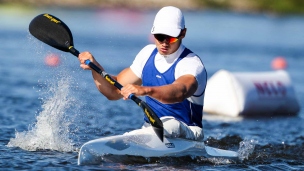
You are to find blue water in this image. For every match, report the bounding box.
[1,7,304,170]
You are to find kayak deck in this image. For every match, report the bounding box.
[78,133,238,165]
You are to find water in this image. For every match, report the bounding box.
[1,6,304,170]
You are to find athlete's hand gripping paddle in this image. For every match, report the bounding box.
[29,13,164,142]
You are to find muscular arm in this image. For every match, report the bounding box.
[121,74,198,104]
[79,51,141,100]
[93,68,142,100]
[147,75,198,103]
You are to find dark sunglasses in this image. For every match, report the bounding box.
[154,34,179,44]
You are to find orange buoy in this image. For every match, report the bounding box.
[271,57,287,70]
[45,54,60,67]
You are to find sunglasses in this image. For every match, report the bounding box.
[154,34,179,44]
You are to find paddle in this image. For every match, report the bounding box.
[29,13,164,142]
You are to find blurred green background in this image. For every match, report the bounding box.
[1,0,304,15]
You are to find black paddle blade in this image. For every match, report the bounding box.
[29,13,74,52]
[140,101,164,142]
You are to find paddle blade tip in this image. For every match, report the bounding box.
[153,126,164,142]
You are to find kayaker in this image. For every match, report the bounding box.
[78,6,207,141]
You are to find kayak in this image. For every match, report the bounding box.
[78,133,238,165]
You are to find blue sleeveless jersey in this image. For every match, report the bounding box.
[142,48,203,128]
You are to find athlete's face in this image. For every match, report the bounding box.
[153,29,186,56]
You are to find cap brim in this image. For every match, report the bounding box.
[151,26,181,37]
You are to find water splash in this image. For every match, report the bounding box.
[7,75,76,152]
[206,157,234,165]
[238,139,257,161]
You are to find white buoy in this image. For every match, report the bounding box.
[203,70,300,117]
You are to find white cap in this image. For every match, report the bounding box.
[151,6,185,37]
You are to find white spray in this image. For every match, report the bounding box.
[237,139,257,161]
[7,75,76,152]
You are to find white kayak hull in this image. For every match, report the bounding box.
[78,133,238,165]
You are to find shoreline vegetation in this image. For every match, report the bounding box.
[1,0,304,15]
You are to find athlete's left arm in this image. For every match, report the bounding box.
[146,74,198,104]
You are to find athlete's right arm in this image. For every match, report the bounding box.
[78,51,141,100]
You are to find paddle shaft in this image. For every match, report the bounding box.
[69,46,148,112]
